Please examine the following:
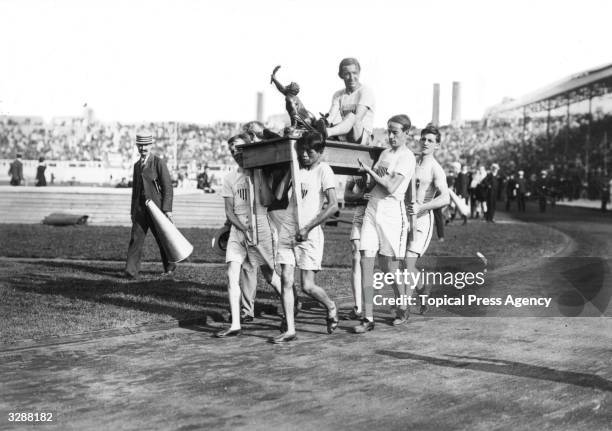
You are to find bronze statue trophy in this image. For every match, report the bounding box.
[270,65,330,137]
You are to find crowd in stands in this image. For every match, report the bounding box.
[0,117,240,168]
[2,107,610,200]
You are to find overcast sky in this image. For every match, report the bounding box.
[0,0,610,127]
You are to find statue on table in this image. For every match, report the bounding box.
[271,65,328,137]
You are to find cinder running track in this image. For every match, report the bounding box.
[0,204,611,430]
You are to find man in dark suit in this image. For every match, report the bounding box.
[8,154,24,186]
[125,133,176,278]
[505,174,516,211]
[484,163,500,222]
[536,170,549,213]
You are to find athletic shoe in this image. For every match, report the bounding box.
[392,309,409,326]
[352,318,375,334]
[270,332,297,344]
[214,328,241,338]
[326,302,339,334]
[240,314,254,324]
[159,270,175,279]
[342,306,362,320]
[326,316,339,334]
[161,264,177,277]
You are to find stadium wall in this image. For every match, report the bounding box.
[0,159,235,187]
[0,159,131,186]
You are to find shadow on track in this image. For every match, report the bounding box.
[376,350,612,392]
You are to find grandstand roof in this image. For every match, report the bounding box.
[485,62,612,116]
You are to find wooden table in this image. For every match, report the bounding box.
[241,138,383,175]
[240,138,384,233]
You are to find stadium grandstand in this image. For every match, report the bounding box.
[2,62,611,199]
[480,62,612,176]
[392,62,612,202]
[0,116,241,186]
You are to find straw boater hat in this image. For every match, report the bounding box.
[136,133,153,145]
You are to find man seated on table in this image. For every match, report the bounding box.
[319,57,375,145]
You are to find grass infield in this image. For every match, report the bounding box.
[0,220,568,343]
[1,220,566,266]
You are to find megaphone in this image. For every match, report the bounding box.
[449,189,470,217]
[145,199,193,263]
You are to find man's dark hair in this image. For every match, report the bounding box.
[297,131,325,153]
[387,114,412,131]
[421,123,441,143]
[228,133,251,148]
[338,57,361,77]
[242,121,265,139]
[243,121,264,129]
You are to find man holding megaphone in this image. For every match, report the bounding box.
[124,133,176,279]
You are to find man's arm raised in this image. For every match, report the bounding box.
[358,152,413,196]
[343,176,367,203]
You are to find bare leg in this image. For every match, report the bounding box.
[381,256,405,319]
[280,264,296,335]
[300,270,335,316]
[240,262,258,318]
[227,262,242,330]
[404,251,429,313]
[350,239,363,313]
[260,265,282,296]
[360,251,377,321]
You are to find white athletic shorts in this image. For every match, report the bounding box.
[277,221,324,271]
[350,205,366,241]
[360,198,408,258]
[406,210,434,257]
[267,208,290,239]
[225,213,275,268]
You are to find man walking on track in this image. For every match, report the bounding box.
[404,124,450,315]
[272,132,340,343]
[214,134,283,338]
[124,133,176,279]
[8,153,24,186]
[353,114,415,333]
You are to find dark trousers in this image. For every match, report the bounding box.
[486,194,497,221]
[125,203,174,275]
[10,178,20,186]
[433,207,444,239]
[517,193,526,212]
[538,196,547,212]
